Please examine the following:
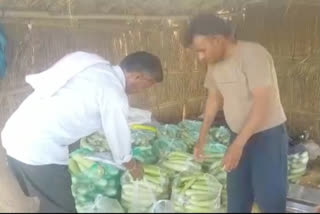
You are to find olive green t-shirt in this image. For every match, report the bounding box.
[204,41,286,133]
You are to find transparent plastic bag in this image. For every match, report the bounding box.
[132,145,158,164]
[288,151,309,183]
[209,126,231,146]
[152,136,188,159]
[131,125,157,146]
[151,200,173,213]
[120,165,170,213]
[202,143,227,170]
[171,172,223,213]
[80,132,109,152]
[69,149,123,212]
[161,152,201,174]
[76,194,125,213]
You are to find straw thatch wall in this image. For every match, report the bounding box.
[0,0,319,142]
[237,2,320,141]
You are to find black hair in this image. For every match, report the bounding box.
[120,51,163,82]
[184,14,233,47]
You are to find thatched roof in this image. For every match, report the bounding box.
[0,0,319,18]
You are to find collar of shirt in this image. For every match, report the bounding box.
[112,65,126,89]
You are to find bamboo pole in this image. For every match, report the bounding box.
[0,10,244,21]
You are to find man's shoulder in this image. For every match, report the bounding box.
[238,41,272,62]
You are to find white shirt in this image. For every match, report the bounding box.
[1,52,132,166]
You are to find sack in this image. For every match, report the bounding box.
[121,165,170,213]
[76,195,125,213]
[171,172,223,213]
[69,149,123,212]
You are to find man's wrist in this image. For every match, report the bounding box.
[124,159,136,170]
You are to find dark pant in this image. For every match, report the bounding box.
[227,124,288,213]
[7,156,76,213]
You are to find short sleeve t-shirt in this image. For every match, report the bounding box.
[204,41,286,133]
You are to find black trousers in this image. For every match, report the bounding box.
[7,156,76,213]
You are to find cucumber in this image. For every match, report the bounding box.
[290,167,306,175]
[185,189,212,196]
[189,200,215,208]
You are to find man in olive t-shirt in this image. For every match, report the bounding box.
[184,14,288,213]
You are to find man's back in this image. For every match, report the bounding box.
[1,64,127,165]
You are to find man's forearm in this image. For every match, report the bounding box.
[199,103,219,145]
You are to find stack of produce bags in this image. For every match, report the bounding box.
[171,172,223,213]
[120,165,170,213]
[288,151,309,183]
[68,149,122,212]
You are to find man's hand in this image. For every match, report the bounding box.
[194,142,205,162]
[315,205,320,213]
[222,140,245,172]
[124,159,144,180]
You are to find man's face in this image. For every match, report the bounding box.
[125,72,156,94]
[192,35,226,64]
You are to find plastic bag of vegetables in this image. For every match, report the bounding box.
[171,172,223,213]
[161,152,201,174]
[152,136,188,159]
[80,132,109,152]
[68,149,122,212]
[178,120,204,150]
[208,160,227,206]
[131,124,157,146]
[121,165,170,213]
[76,194,125,213]
[157,124,182,138]
[132,145,158,164]
[288,151,309,183]
[209,126,231,146]
[202,143,227,170]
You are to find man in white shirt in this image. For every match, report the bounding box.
[1,51,163,213]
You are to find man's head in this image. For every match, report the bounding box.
[184,14,234,64]
[120,51,163,94]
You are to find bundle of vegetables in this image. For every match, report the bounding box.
[202,143,227,170]
[179,120,204,150]
[208,161,227,206]
[68,149,122,212]
[130,124,157,146]
[80,132,109,152]
[209,126,231,146]
[171,172,223,213]
[288,151,309,183]
[152,136,188,159]
[132,144,158,164]
[157,124,182,138]
[121,165,170,213]
[161,152,201,174]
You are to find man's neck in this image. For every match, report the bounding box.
[223,40,238,60]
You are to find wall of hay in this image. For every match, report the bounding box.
[237,3,320,141]
[0,1,319,143]
[0,18,207,137]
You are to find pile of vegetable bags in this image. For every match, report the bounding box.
[80,124,158,164]
[121,165,170,213]
[152,124,188,159]
[171,172,223,213]
[68,148,123,212]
